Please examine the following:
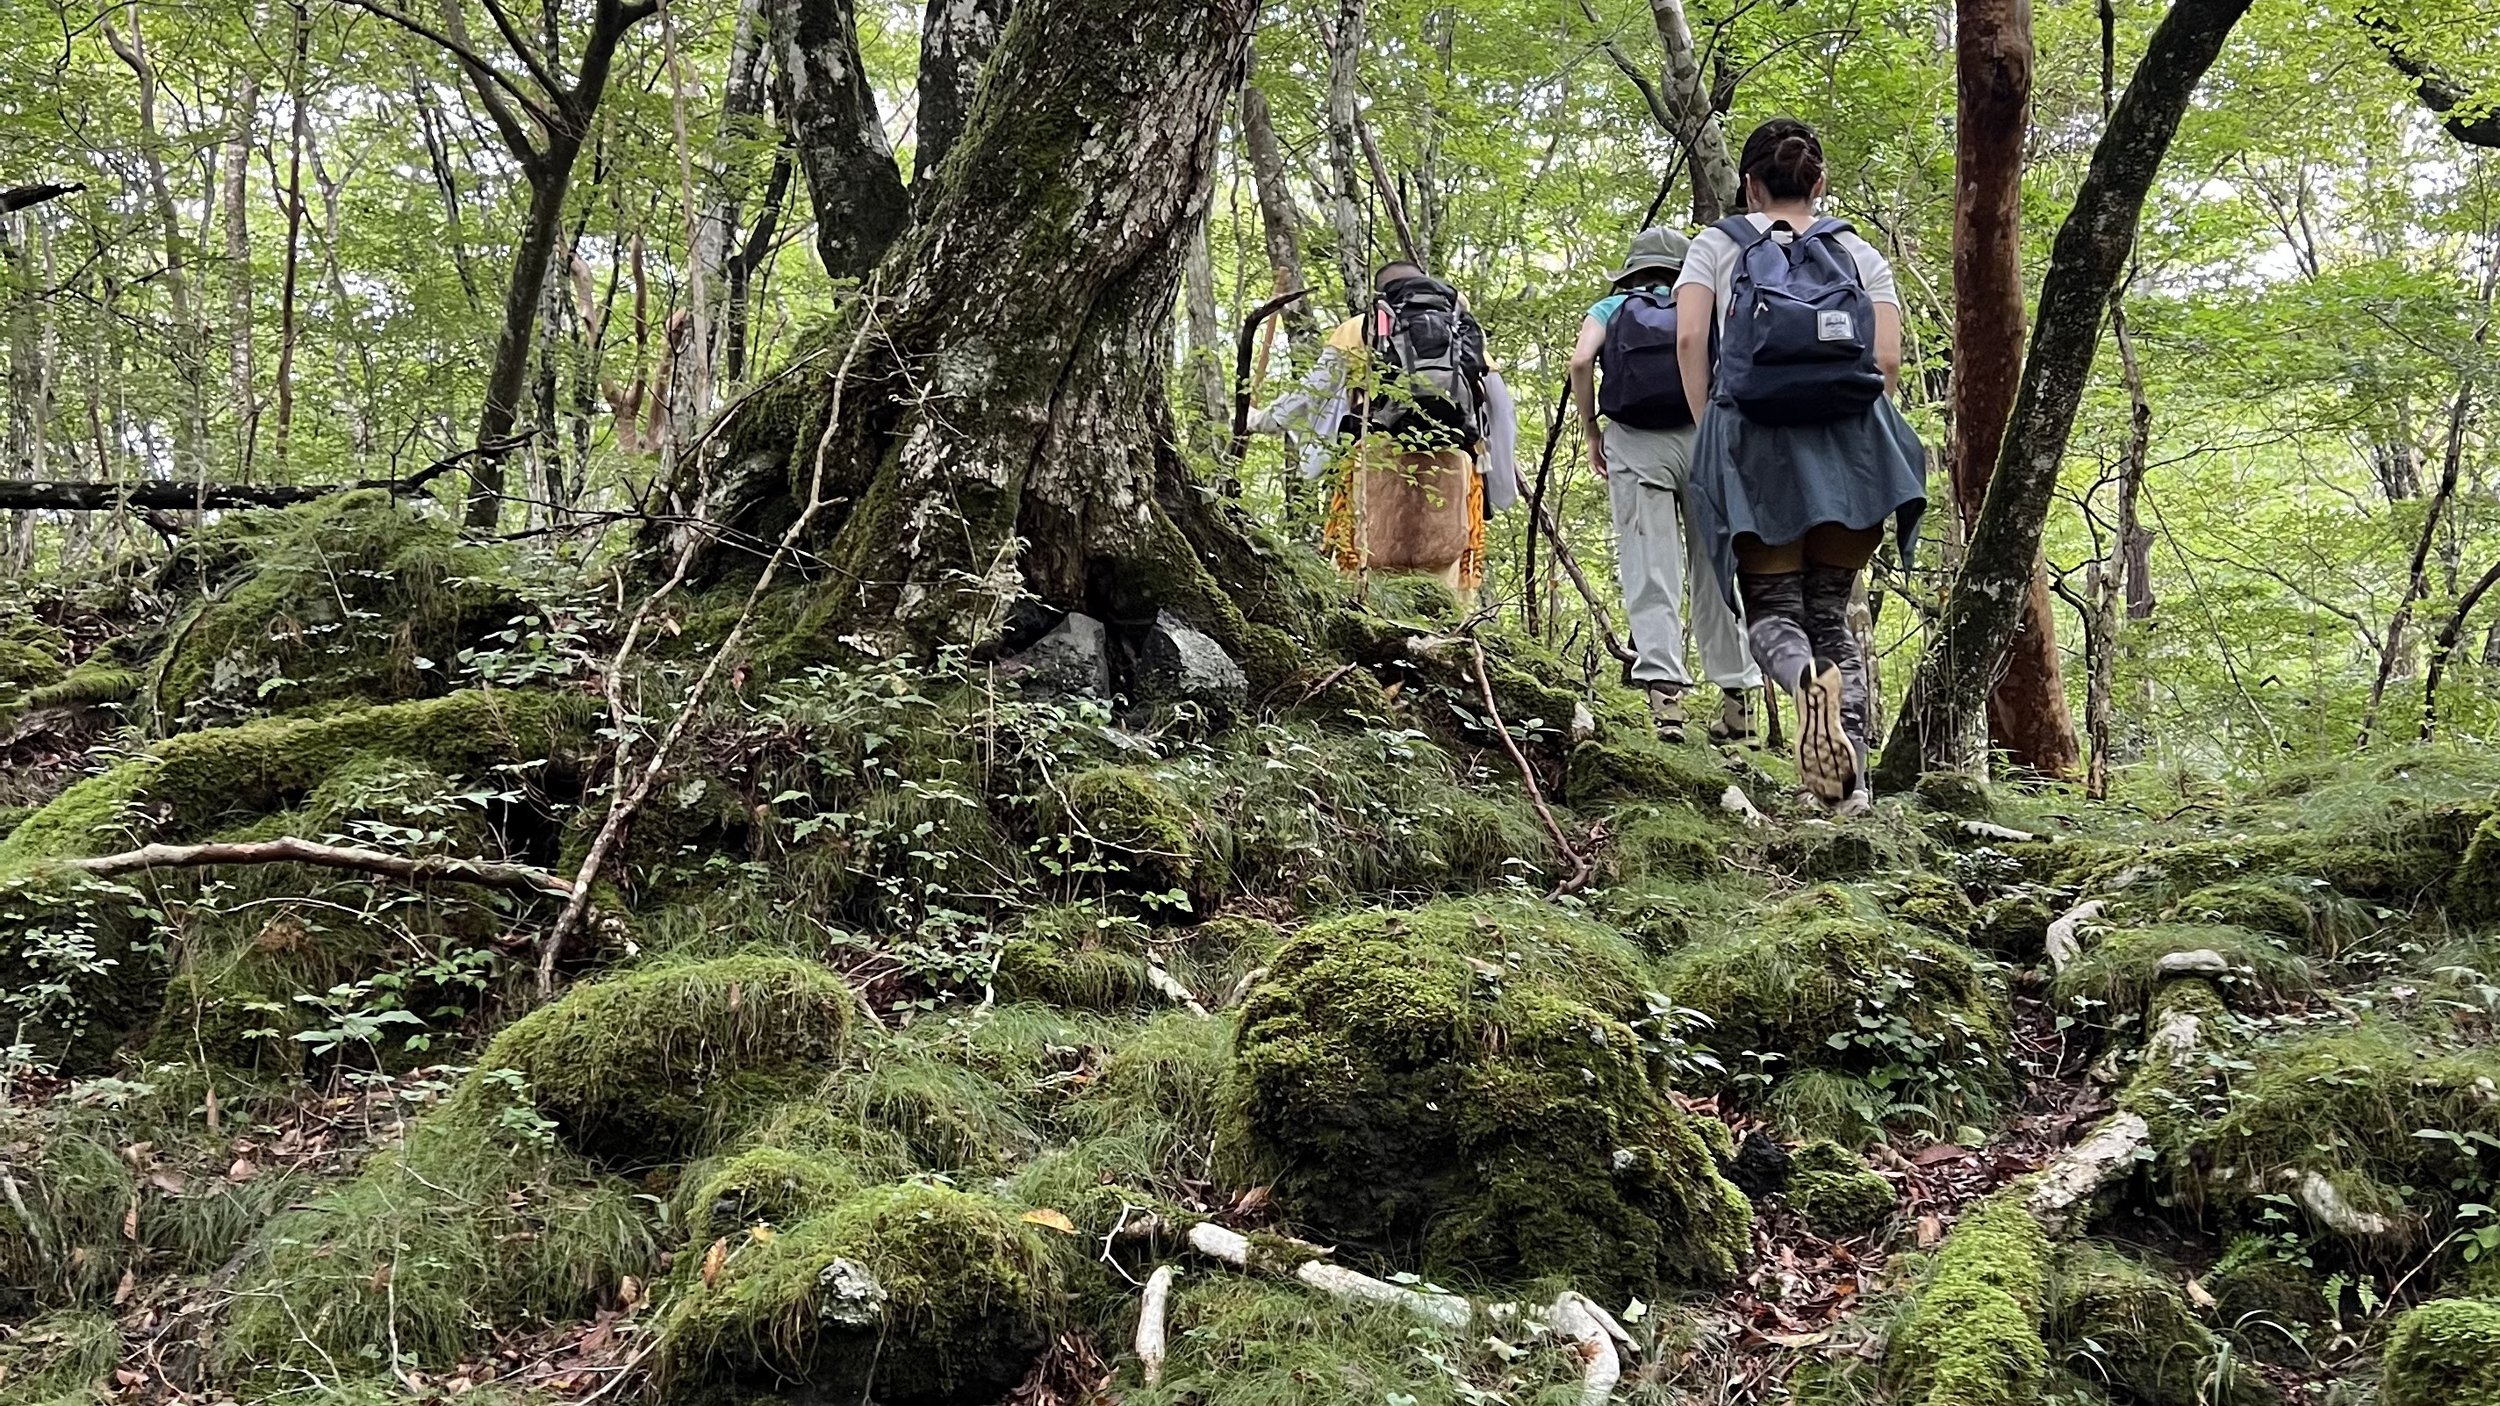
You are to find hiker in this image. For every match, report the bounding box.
[1676,118,1927,812]
[1570,227,1760,745]
[1250,262,1520,596]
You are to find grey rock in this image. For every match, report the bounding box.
[1015,612,1112,698]
[814,1257,887,1329]
[1131,609,1248,719]
[2155,948,2232,979]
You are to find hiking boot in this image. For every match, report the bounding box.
[1647,685,1687,744]
[1709,687,1757,745]
[1794,659,1860,805]
[1831,786,1874,819]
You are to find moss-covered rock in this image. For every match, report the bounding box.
[656,1181,1062,1405]
[1231,898,1752,1297]
[1041,764,1208,899]
[0,688,594,861]
[2454,813,2500,924]
[1762,818,1920,881]
[994,905,1151,1009]
[481,955,855,1161]
[1886,1196,2049,1406]
[1973,892,2055,961]
[2165,882,2315,944]
[141,967,301,1075]
[678,1146,865,1245]
[1912,771,1995,820]
[1592,877,1761,957]
[1605,805,1726,882]
[0,863,167,1071]
[1565,736,1728,808]
[2381,1297,2500,1406]
[2046,1245,2271,1406]
[1879,872,1983,941]
[1657,888,2009,1124]
[151,491,519,727]
[2048,923,2308,1029]
[1786,1140,1894,1238]
[2205,1234,2327,1364]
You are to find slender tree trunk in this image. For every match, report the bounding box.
[1323,0,1370,310]
[1648,0,1737,222]
[1239,80,1322,343]
[912,0,1013,186]
[472,150,580,523]
[2113,298,2155,620]
[1877,0,2257,787]
[693,0,773,389]
[274,0,312,467]
[2359,375,2477,746]
[105,5,206,478]
[1184,211,1230,449]
[725,149,792,383]
[2421,556,2500,741]
[774,0,910,283]
[412,74,483,310]
[221,71,262,476]
[1951,0,2078,778]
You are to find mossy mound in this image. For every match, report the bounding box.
[995,904,1152,1009]
[2045,1245,2271,1406]
[1912,771,1995,819]
[152,491,518,727]
[1786,1140,1895,1238]
[0,864,168,1071]
[1604,805,1727,882]
[2164,881,2316,944]
[1877,872,1983,942]
[1657,887,2009,1126]
[1040,764,1208,899]
[1972,892,2054,960]
[0,1308,116,1403]
[1231,898,1752,1297]
[141,967,301,1075]
[1763,818,1921,881]
[481,955,856,1161]
[2181,1022,2500,1240]
[656,1181,1062,1405]
[2048,923,2309,1029]
[2205,1234,2328,1363]
[1885,1196,2050,1406]
[1592,877,1763,957]
[2382,1297,2500,1406]
[0,688,594,861]
[222,1089,655,1376]
[0,617,69,736]
[678,1146,867,1245]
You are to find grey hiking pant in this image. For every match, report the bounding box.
[1605,422,1758,692]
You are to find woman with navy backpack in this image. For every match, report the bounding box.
[1675,118,1927,813]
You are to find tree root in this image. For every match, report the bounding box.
[1135,1263,1175,1386]
[1145,960,1210,1017]
[64,837,581,911]
[2027,1112,2151,1238]
[1178,1223,1629,1405]
[2044,898,2107,972]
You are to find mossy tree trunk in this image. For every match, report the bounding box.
[1877,0,2254,787]
[699,0,1294,654]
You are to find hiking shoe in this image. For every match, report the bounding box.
[1831,786,1874,819]
[1709,687,1757,745]
[1794,659,1858,804]
[1648,685,1688,744]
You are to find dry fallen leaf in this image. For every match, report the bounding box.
[619,1274,645,1310]
[749,1225,778,1244]
[700,1236,730,1288]
[1915,1214,1944,1248]
[1021,1208,1078,1235]
[114,1268,136,1305]
[122,1200,140,1241]
[227,1156,260,1183]
[2183,1275,2218,1310]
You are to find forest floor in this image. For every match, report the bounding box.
[2,494,2495,1406]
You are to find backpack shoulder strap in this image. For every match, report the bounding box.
[1801,216,1861,242]
[1712,214,1770,248]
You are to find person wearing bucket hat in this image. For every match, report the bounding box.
[1570,226,1760,746]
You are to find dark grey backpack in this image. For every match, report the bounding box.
[1711,215,1884,426]
[1365,275,1488,450]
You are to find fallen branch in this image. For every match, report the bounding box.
[1464,634,1593,898]
[63,837,575,904]
[1547,1292,1622,1406]
[1229,286,1316,460]
[1532,499,1638,667]
[1957,819,2039,843]
[0,432,536,513]
[1186,1222,1472,1329]
[1136,1264,1175,1387]
[1145,960,1210,1017]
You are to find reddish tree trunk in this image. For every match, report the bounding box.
[1950,0,2079,776]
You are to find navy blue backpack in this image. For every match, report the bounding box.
[1597,288,1694,431]
[1710,215,1884,426]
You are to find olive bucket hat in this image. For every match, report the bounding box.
[1609,226,1691,283]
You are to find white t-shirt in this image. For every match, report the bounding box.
[1675,213,1899,329]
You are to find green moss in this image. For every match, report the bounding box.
[832,1040,1044,1175]
[24,660,140,714]
[0,618,68,737]
[1605,805,1726,882]
[2205,1235,2326,1363]
[2454,813,2500,923]
[151,491,519,727]
[1913,771,1995,819]
[1767,1068,1889,1148]
[2046,1244,2268,1406]
[1230,897,1751,1297]
[2166,882,2316,944]
[0,863,167,1071]
[0,688,594,861]
[2382,1297,2500,1406]
[1974,893,2055,961]
[1787,1140,1895,1238]
[1657,890,2009,1126]
[481,955,856,1162]
[678,1146,865,1244]
[1592,877,1762,957]
[1879,872,1983,941]
[994,904,1150,1009]
[140,967,301,1075]
[2048,924,2309,1029]
[1565,736,1727,807]
[1885,1196,2050,1406]
[656,1181,1062,1406]
[1121,1277,1467,1406]
[221,1089,655,1376]
[1763,817,1921,880]
[1042,765,1206,898]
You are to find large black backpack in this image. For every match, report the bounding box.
[1365,275,1487,450]
[1710,215,1884,426]
[1597,287,1694,430]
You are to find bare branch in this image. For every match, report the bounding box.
[474,0,565,97]
[337,0,550,156]
[65,836,577,905]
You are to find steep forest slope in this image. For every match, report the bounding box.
[3,495,2498,1406]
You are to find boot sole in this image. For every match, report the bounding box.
[1796,662,1856,804]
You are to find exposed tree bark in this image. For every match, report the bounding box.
[2111,293,2155,620]
[668,0,1286,655]
[349,0,657,528]
[1184,211,1231,448]
[692,0,775,399]
[1646,0,1737,223]
[1239,80,1323,343]
[2364,15,2500,149]
[1952,0,2078,778]
[913,0,1013,185]
[0,184,84,216]
[1357,113,1420,265]
[1877,0,2256,787]
[64,836,577,905]
[1323,0,1371,311]
[774,0,911,283]
[725,146,794,383]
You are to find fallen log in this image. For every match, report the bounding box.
[0,432,534,513]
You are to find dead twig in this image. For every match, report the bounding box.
[63,836,578,907]
[1464,633,1594,897]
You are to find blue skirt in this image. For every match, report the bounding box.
[1688,395,1929,605]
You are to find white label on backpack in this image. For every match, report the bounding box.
[1817,311,1854,342]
